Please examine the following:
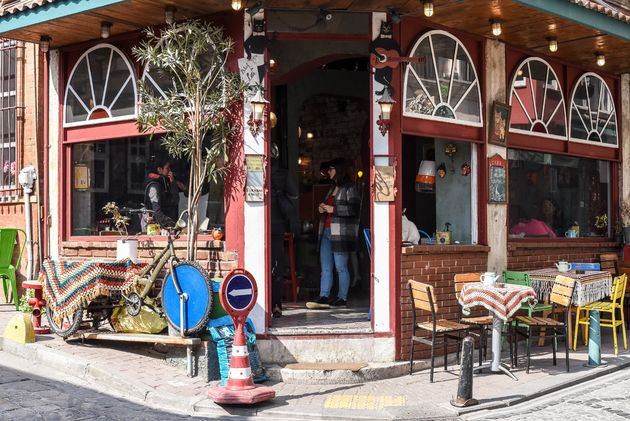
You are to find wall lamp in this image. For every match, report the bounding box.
[231,0,243,11]
[548,37,558,53]
[423,0,434,17]
[248,88,269,137]
[101,21,112,39]
[377,89,395,136]
[491,19,502,37]
[165,6,176,24]
[596,51,605,67]
[39,35,51,54]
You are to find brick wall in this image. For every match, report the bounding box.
[60,239,238,279]
[506,241,620,270]
[399,245,490,361]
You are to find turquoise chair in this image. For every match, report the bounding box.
[0,228,26,310]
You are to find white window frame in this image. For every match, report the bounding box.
[63,43,138,128]
[568,72,618,148]
[508,57,567,141]
[403,30,482,127]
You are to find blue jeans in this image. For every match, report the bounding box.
[320,228,350,300]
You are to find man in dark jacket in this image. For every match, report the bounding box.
[142,156,186,232]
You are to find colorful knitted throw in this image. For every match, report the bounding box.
[40,259,147,323]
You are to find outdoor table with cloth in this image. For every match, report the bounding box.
[527,269,612,306]
[527,268,613,345]
[458,282,537,380]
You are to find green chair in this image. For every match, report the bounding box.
[503,270,552,316]
[0,228,26,310]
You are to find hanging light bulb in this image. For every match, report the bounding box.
[596,52,605,67]
[231,0,243,11]
[423,0,434,17]
[491,19,502,37]
[548,37,558,53]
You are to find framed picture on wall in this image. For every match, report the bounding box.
[488,101,511,147]
[488,154,507,204]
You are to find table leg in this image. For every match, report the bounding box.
[473,315,518,381]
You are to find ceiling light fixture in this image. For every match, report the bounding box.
[231,0,243,11]
[39,35,51,54]
[423,0,434,17]
[100,21,112,39]
[164,6,176,24]
[596,51,605,67]
[548,37,558,53]
[491,19,502,37]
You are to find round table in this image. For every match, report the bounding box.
[458,282,537,380]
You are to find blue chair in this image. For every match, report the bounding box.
[571,263,600,271]
[418,230,432,244]
[363,228,371,321]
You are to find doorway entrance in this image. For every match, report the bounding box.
[268,39,371,332]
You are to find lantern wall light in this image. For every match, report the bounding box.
[100,21,112,39]
[39,35,51,54]
[596,52,605,67]
[491,19,502,37]
[377,89,395,136]
[248,89,269,137]
[423,0,434,17]
[165,6,176,24]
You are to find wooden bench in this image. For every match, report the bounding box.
[70,332,200,377]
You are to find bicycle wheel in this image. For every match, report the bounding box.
[46,306,83,338]
[162,261,213,335]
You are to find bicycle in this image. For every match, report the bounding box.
[46,208,214,338]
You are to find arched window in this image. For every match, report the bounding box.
[64,44,137,126]
[403,30,482,126]
[509,58,566,139]
[569,73,617,146]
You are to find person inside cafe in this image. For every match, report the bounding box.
[142,154,187,232]
[509,199,558,238]
[307,157,360,309]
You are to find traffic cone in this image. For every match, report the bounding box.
[208,316,275,404]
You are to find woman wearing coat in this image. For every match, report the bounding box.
[307,158,360,309]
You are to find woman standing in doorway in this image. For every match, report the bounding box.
[307,158,360,309]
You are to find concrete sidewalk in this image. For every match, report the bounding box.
[2,304,630,420]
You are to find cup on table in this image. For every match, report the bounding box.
[480,272,498,286]
[555,261,572,272]
[565,229,577,238]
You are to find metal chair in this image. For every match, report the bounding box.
[511,275,576,373]
[408,279,470,382]
[0,228,26,310]
[574,274,627,354]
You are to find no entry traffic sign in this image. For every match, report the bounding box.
[220,269,258,317]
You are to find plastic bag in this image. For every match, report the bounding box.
[110,297,167,334]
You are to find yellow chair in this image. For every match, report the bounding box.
[573,274,627,355]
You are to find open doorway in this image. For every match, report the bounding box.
[269,41,371,332]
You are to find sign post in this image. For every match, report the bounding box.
[207,269,275,404]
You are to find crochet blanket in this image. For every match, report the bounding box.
[40,259,147,323]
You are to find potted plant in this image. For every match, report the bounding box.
[102,202,137,261]
[622,200,630,245]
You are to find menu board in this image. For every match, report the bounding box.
[488,154,507,204]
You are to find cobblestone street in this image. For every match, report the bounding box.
[464,367,630,420]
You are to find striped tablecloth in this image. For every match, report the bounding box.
[527,269,612,306]
[458,283,537,322]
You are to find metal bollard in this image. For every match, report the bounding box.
[585,310,608,367]
[450,336,478,407]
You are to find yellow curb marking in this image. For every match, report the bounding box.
[324,395,406,409]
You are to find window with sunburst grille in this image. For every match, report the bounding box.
[509,58,566,139]
[403,30,481,126]
[64,44,137,126]
[569,73,617,146]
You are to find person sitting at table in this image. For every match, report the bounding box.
[509,202,557,238]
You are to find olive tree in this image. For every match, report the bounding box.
[133,21,245,259]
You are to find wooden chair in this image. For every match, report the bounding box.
[453,273,490,364]
[574,274,627,355]
[511,275,576,374]
[599,253,618,276]
[408,279,470,382]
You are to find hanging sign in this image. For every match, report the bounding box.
[245,155,264,202]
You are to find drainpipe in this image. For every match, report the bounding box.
[18,166,36,281]
[42,46,49,258]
